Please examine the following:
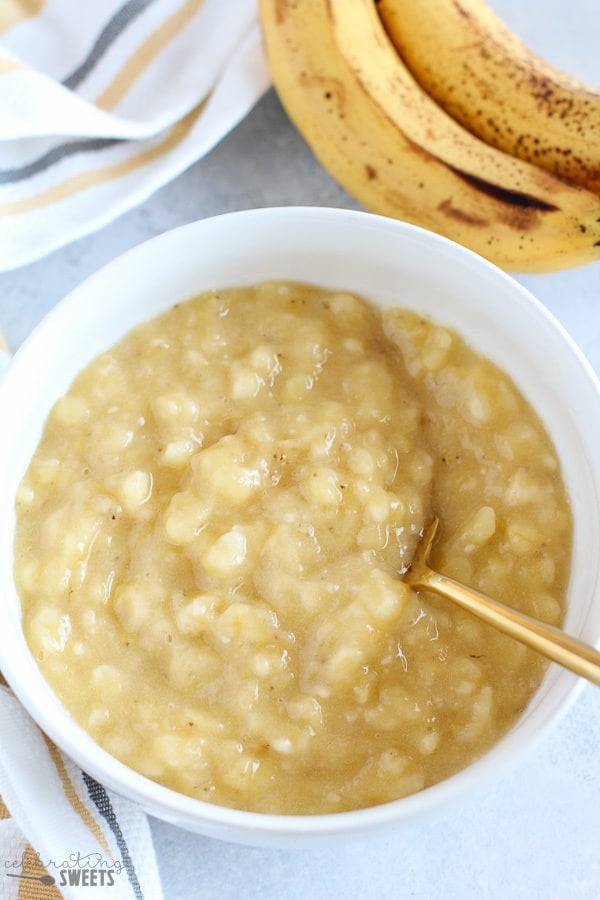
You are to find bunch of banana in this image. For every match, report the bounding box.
[258,0,600,273]
[377,0,600,194]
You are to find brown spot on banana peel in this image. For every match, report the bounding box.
[437,199,488,226]
[441,164,567,232]
[446,165,559,213]
[274,0,296,25]
[454,2,472,20]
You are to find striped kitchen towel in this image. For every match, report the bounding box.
[0,681,164,900]
[0,0,270,272]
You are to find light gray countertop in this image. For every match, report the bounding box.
[0,2,599,897]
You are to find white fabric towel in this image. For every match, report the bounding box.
[0,685,164,900]
[0,0,271,271]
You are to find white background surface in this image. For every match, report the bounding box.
[0,2,599,898]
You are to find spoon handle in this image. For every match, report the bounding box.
[412,568,600,687]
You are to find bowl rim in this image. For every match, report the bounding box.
[1,206,599,844]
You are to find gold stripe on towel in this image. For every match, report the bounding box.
[43,736,113,859]
[96,0,205,111]
[0,1,44,35]
[17,844,61,899]
[0,56,27,73]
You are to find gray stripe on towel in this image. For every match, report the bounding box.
[82,771,145,900]
[0,138,123,184]
[63,0,159,90]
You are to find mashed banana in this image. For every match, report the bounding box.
[14,282,572,814]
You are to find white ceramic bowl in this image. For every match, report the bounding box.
[1,207,600,848]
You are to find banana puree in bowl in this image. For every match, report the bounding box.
[1,208,599,846]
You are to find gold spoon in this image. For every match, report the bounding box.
[405,518,600,688]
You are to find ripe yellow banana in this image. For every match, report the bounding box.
[259,0,600,273]
[376,0,600,195]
